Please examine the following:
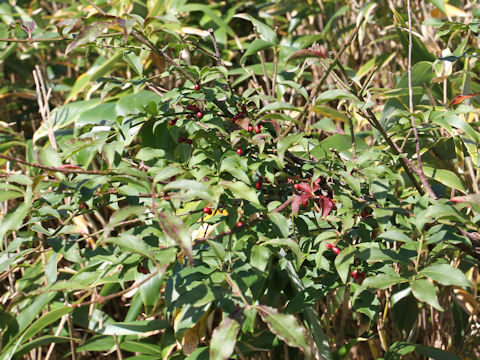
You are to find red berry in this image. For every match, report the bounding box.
[325,243,333,249]
[185,139,193,145]
[332,246,341,255]
[236,148,243,155]
[248,125,253,132]
[302,201,308,208]
[186,114,193,119]
[256,181,262,190]
[186,105,194,111]
[194,83,200,91]
[350,270,359,279]
[254,125,260,133]
[196,111,204,119]
[178,137,184,143]
[236,221,243,228]
[294,184,300,190]
[241,104,246,112]
[203,206,212,214]
[169,118,177,126]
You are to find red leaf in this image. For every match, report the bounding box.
[297,182,314,195]
[448,92,480,107]
[318,196,335,217]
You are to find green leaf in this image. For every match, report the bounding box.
[123,50,143,76]
[158,211,192,264]
[234,14,277,43]
[410,279,443,311]
[0,203,28,244]
[267,213,289,238]
[219,156,250,185]
[38,147,62,168]
[220,180,262,207]
[98,320,168,335]
[256,305,313,359]
[427,0,446,14]
[104,206,147,241]
[66,52,123,102]
[334,246,356,283]
[180,3,235,37]
[163,179,211,200]
[241,39,274,65]
[250,245,270,272]
[419,264,471,288]
[377,230,413,243]
[209,317,240,360]
[363,273,405,289]
[137,271,164,314]
[21,306,72,342]
[258,101,299,114]
[315,89,357,103]
[277,133,303,167]
[65,21,112,55]
[264,238,303,268]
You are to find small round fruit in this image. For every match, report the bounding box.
[254,124,260,134]
[185,139,193,145]
[236,148,243,155]
[325,243,333,249]
[294,184,300,190]
[203,206,212,215]
[332,246,341,255]
[248,125,253,132]
[169,118,177,126]
[178,137,184,143]
[186,114,193,119]
[256,180,262,190]
[194,83,200,91]
[236,221,243,228]
[350,269,359,279]
[196,111,204,119]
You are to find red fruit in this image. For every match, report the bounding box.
[248,125,253,132]
[236,148,243,155]
[194,83,200,91]
[371,231,376,238]
[203,206,212,215]
[186,114,193,119]
[178,137,184,143]
[185,139,193,145]
[256,180,262,190]
[332,246,341,255]
[325,243,333,249]
[254,124,260,133]
[294,184,300,190]
[236,221,243,228]
[350,269,359,279]
[241,104,246,112]
[186,105,194,111]
[302,201,308,208]
[169,118,177,126]
[196,111,204,119]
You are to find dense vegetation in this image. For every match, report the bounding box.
[0,0,479,359]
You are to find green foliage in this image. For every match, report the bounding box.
[1,1,480,359]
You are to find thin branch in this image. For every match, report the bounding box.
[71,267,165,308]
[0,153,108,175]
[407,0,436,199]
[208,28,222,67]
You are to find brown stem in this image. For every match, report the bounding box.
[208,28,222,67]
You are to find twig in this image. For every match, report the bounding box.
[0,153,108,175]
[113,334,123,360]
[253,27,271,96]
[33,66,57,151]
[64,294,77,360]
[45,315,68,360]
[86,0,106,15]
[407,0,436,199]
[208,28,222,67]
[71,267,164,308]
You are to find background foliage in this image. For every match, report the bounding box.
[0,0,480,359]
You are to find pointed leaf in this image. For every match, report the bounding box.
[410,279,443,311]
[419,264,471,288]
[209,317,240,360]
[158,211,192,264]
[256,305,312,359]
